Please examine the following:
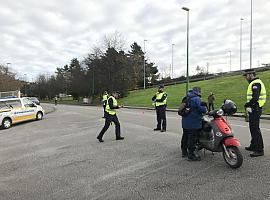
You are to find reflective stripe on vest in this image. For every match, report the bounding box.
[102,94,108,101]
[105,96,117,115]
[247,79,267,107]
[155,92,167,107]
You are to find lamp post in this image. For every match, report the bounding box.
[250,0,253,69]
[6,62,11,74]
[182,7,190,95]
[143,39,147,89]
[229,50,232,72]
[240,18,244,70]
[171,43,175,79]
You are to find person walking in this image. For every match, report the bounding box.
[207,92,215,112]
[152,85,168,132]
[54,96,58,106]
[243,69,267,157]
[181,87,207,161]
[102,91,108,118]
[97,91,124,143]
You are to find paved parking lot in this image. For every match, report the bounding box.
[0,104,270,200]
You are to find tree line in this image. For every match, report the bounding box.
[26,37,159,100]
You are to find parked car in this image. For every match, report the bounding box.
[26,97,40,105]
[0,97,44,129]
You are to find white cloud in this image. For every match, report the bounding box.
[0,0,269,80]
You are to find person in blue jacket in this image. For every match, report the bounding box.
[181,87,207,161]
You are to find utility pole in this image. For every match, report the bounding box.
[182,7,190,95]
[171,44,175,79]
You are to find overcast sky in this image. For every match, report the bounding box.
[1,0,270,81]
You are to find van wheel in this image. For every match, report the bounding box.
[36,112,43,120]
[2,118,12,129]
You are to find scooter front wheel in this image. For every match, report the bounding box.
[223,146,243,169]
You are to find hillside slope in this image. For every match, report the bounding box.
[119,71,270,114]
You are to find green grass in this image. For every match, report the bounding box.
[119,71,270,114]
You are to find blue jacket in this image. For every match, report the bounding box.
[181,90,207,129]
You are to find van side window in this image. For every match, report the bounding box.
[5,100,22,109]
[0,101,10,110]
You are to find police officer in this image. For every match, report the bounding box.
[152,85,168,132]
[243,69,267,157]
[102,91,108,118]
[97,91,124,142]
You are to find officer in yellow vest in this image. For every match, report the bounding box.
[97,91,124,142]
[102,91,108,118]
[152,85,168,132]
[243,69,267,157]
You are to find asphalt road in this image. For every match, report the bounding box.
[1,104,270,200]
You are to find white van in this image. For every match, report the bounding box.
[0,97,45,129]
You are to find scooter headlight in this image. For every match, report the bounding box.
[216,109,224,116]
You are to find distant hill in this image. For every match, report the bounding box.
[119,70,270,114]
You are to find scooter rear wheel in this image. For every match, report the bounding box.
[223,146,243,169]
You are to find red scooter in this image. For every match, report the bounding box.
[197,100,243,169]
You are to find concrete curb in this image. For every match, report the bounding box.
[40,103,270,120]
[122,106,270,120]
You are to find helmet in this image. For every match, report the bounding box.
[222,99,237,115]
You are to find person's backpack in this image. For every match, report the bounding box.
[178,96,191,116]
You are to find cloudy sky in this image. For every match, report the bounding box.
[1,0,270,81]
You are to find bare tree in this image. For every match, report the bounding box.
[103,31,127,51]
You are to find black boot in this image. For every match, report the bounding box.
[250,151,264,157]
[116,137,124,140]
[97,137,104,143]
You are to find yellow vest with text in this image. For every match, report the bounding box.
[155,92,167,107]
[105,96,117,115]
[247,79,266,107]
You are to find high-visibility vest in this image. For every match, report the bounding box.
[155,92,167,107]
[102,94,108,102]
[247,78,267,107]
[105,96,117,115]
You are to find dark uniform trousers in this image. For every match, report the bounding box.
[183,129,200,156]
[249,107,264,152]
[98,114,121,139]
[156,105,166,130]
[181,129,188,154]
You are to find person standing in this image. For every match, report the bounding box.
[54,96,58,106]
[243,69,267,157]
[97,91,124,143]
[207,92,215,112]
[181,87,207,161]
[102,91,108,118]
[152,85,168,132]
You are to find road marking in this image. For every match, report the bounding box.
[231,123,270,131]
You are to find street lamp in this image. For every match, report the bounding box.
[229,51,232,72]
[250,0,253,69]
[182,7,190,95]
[171,44,175,79]
[143,39,147,89]
[6,62,11,74]
[240,18,244,70]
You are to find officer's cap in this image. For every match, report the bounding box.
[243,69,256,76]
